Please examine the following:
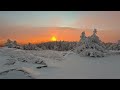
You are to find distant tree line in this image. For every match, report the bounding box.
[36,41,78,51]
[4,36,120,52]
[4,39,78,51]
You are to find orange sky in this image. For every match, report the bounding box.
[0,26,120,45]
[0,11,120,44]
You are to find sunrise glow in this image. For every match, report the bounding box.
[51,36,57,41]
[0,11,120,45]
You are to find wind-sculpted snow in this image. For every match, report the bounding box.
[0,48,64,64]
[0,69,34,79]
[29,50,64,61]
[0,47,120,79]
[0,47,66,79]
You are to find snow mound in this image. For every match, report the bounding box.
[0,47,47,67]
[28,50,65,61]
[78,49,105,57]
[0,69,33,79]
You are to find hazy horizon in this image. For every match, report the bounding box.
[0,11,120,44]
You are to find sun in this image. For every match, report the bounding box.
[51,36,57,41]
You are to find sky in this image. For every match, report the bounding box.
[0,11,120,44]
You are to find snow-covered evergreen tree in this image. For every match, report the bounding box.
[22,43,39,50]
[36,41,77,51]
[108,40,120,50]
[118,40,120,44]
[5,39,19,48]
[74,29,107,57]
[5,39,12,48]
[80,31,86,42]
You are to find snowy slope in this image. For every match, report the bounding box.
[0,47,65,79]
[0,47,120,79]
[28,53,120,79]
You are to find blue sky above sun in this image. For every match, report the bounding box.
[0,11,120,29]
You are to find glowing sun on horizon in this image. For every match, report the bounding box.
[51,36,57,41]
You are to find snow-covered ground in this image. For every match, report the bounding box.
[0,47,120,79]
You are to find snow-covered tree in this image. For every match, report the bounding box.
[74,29,107,57]
[36,41,77,51]
[118,40,120,44]
[108,40,120,50]
[5,39,19,48]
[22,43,40,50]
[5,39,12,47]
[13,41,17,46]
[80,31,86,43]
